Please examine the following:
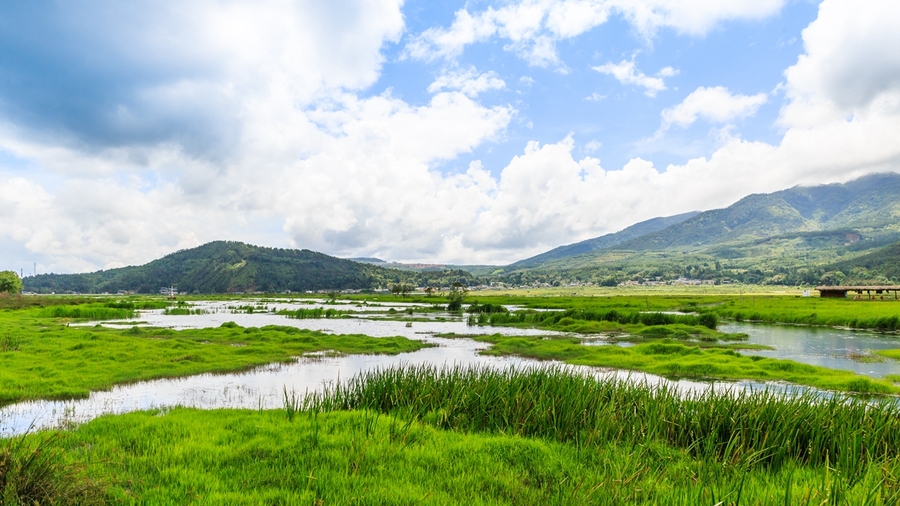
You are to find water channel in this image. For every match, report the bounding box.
[2,299,898,435]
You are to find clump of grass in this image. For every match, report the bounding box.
[279,308,349,319]
[307,365,900,475]
[0,431,105,505]
[283,387,300,422]
[37,305,134,321]
[163,307,208,315]
[0,334,19,352]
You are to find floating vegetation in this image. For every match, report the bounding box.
[278,308,351,319]
[37,305,135,321]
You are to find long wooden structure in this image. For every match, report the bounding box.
[815,285,900,298]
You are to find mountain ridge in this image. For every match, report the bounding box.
[24,241,474,294]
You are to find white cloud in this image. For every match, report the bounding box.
[405,0,786,66]
[780,0,900,128]
[5,0,900,271]
[428,68,506,97]
[661,86,768,129]
[593,60,672,97]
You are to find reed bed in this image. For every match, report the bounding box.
[36,305,135,320]
[306,365,900,476]
[484,309,718,330]
[0,430,105,505]
[279,307,350,319]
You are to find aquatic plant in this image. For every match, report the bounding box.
[307,365,900,474]
[0,430,105,505]
[37,305,135,320]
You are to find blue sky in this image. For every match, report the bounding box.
[1,0,899,273]
[375,0,819,175]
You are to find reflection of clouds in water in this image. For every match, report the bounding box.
[721,322,900,379]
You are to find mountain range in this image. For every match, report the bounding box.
[501,172,900,285]
[22,173,900,293]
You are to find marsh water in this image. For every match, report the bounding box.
[1,299,896,435]
[722,321,900,378]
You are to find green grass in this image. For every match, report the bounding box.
[1,429,106,505]
[0,313,428,407]
[11,367,900,504]
[465,334,898,394]
[36,304,136,320]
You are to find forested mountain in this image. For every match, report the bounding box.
[506,211,699,270]
[613,173,900,252]
[500,173,900,286]
[828,241,900,284]
[23,241,474,294]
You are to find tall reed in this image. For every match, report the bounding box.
[37,305,134,320]
[0,430,105,505]
[485,309,718,329]
[305,365,900,476]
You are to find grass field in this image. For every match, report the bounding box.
[0,305,427,407]
[6,367,900,505]
[349,289,900,332]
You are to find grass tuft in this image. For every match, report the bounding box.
[0,430,106,505]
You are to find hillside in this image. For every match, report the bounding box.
[499,173,900,286]
[24,241,475,294]
[829,241,900,284]
[614,173,900,252]
[506,211,699,270]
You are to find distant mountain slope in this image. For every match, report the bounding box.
[615,173,900,252]
[507,211,700,270]
[24,241,474,294]
[829,241,900,283]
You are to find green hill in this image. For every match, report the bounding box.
[506,211,699,270]
[829,241,900,284]
[615,173,900,252]
[500,173,900,285]
[23,241,475,294]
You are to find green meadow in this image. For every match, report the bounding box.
[0,299,427,407]
[6,367,900,505]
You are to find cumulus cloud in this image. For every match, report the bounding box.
[0,0,405,160]
[593,60,674,97]
[661,86,768,129]
[4,0,900,272]
[427,67,506,97]
[780,0,900,127]
[404,0,786,66]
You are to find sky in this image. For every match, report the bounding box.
[1,0,900,274]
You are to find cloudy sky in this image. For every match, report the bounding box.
[1,0,899,274]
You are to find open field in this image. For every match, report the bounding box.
[6,367,900,505]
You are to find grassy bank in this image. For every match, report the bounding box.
[463,334,898,394]
[0,314,427,407]
[7,367,900,504]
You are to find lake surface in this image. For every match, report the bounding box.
[2,300,894,435]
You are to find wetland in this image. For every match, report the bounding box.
[4,291,900,504]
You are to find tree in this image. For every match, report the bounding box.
[0,271,23,294]
[446,282,467,311]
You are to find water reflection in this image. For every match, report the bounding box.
[722,322,900,378]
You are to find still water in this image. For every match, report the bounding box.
[722,321,900,379]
